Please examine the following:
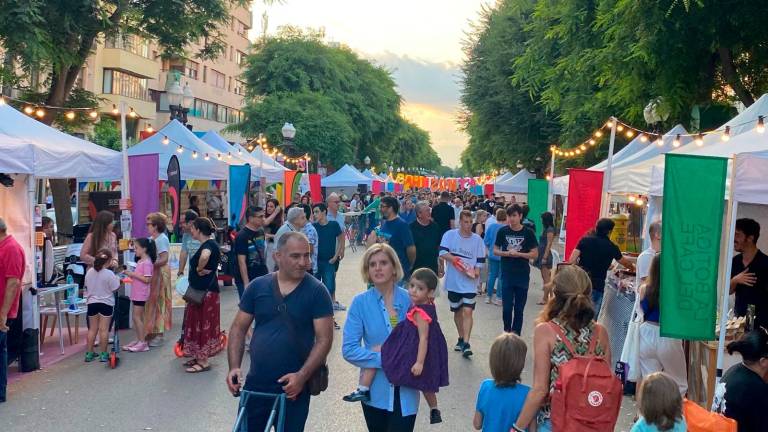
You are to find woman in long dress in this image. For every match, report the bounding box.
[144,212,172,346]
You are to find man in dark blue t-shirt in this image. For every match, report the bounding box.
[367,196,416,278]
[312,203,344,326]
[226,232,334,432]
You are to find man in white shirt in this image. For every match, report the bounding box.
[636,221,661,290]
[439,210,486,359]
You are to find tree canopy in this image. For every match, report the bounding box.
[231,31,441,170]
[460,0,768,174]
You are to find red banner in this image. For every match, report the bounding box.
[284,170,298,207]
[372,180,383,195]
[565,169,604,260]
[484,183,494,197]
[309,174,322,204]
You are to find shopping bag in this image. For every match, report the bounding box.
[620,292,643,381]
[175,275,189,296]
[683,399,737,432]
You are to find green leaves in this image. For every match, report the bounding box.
[232,32,440,170]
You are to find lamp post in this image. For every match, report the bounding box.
[256,133,267,206]
[364,155,371,170]
[280,122,298,169]
[168,80,194,129]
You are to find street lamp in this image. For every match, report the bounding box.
[364,155,371,167]
[516,160,524,169]
[168,79,194,129]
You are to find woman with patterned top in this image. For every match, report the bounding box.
[512,264,611,432]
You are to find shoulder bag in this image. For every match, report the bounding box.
[271,275,329,396]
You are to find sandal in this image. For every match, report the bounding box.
[183,359,198,367]
[185,363,211,373]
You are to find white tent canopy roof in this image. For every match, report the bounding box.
[0,104,122,180]
[493,171,514,184]
[615,94,768,195]
[128,120,237,180]
[200,131,286,183]
[734,150,768,205]
[495,169,536,194]
[321,164,371,187]
[362,168,385,181]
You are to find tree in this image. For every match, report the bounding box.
[231,31,441,171]
[0,0,249,240]
[90,117,122,151]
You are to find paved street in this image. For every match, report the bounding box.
[1,247,636,431]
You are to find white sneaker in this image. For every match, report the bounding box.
[484,297,491,304]
[148,336,164,347]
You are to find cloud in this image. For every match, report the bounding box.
[362,51,468,167]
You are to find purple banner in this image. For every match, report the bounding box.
[129,154,159,239]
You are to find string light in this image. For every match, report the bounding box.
[162,136,170,145]
[628,195,637,202]
[128,107,137,118]
[192,150,198,159]
[606,120,615,128]
[625,130,634,138]
[655,136,664,147]
[112,104,119,115]
[673,134,681,147]
[177,145,184,154]
[579,144,587,151]
[65,111,76,120]
[237,149,242,155]
[145,124,154,133]
[588,139,596,145]
[227,152,232,159]
[23,106,34,115]
[88,111,98,119]
[636,198,645,206]
[721,126,731,141]
[35,108,45,118]
[616,124,624,132]
[0,97,5,106]
[757,116,765,134]
[695,134,704,146]
[217,153,223,160]
[594,131,603,138]
[639,134,648,143]
[204,153,210,161]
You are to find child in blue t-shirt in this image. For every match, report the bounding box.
[474,333,530,431]
[631,372,687,432]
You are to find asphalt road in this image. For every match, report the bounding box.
[1,247,636,431]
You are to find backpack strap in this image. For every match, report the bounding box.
[548,321,577,357]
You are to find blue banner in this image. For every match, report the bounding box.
[229,164,251,229]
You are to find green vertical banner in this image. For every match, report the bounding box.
[660,154,727,340]
[527,179,549,238]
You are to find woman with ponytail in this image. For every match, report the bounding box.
[720,329,768,431]
[512,264,611,432]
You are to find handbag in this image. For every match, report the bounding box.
[183,286,206,305]
[620,289,643,381]
[271,275,329,396]
[683,399,737,432]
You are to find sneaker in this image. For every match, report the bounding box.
[128,341,149,352]
[333,301,347,311]
[148,336,165,347]
[494,299,503,306]
[430,408,443,424]
[342,389,370,402]
[453,339,465,352]
[462,343,473,359]
[84,351,97,362]
[99,352,109,362]
[122,340,139,351]
[484,296,491,304]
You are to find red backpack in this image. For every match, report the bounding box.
[549,322,622,432]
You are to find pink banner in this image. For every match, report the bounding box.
[129,154,160,239]
[372,180,383,195]
[565,169,604,260]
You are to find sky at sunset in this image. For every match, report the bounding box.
[252,0,489,167]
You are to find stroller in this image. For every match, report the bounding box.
[232,389,286,432]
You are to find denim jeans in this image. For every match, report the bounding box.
[317,259,337,296]
[486,259,502,298]
[592,289,605,317]
[501,274,529,335]
[0,329,8,402]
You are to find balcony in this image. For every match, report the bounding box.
[101,47,158,80]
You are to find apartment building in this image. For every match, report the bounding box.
[75,5,252,142]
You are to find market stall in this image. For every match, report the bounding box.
[494,169,536,201]
[200,131,287,184]
[321,164,372,196]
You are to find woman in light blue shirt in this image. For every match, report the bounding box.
[342,243,418,431]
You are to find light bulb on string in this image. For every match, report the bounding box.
[695,134,704,146]
[594,131,603,138]
[227,152,232,159]
[545,175,551,181]
[177,145,184,154]
[606,120,614,128]
[204,153,210,161]
[192,150,198,159]
[65,111,76,120]
[655,136,664,147]
[88,110,98,119]
[625,130,634,138]
[146,124,154,133]
[217,153,223,161]
[579,144,587,151]
[128,108,137,118]
[757,116,765,134]
[111,104,119,115]
[628,195,636,202]
[673,134,681,147]
[616,124,624,132]
[162,136,170,145]
[721,126,731,141]
[237,149,242,155]
[35,108,45,118]
[23,106,34,115]
[0,97,5,105]
[639,134,648,143]
[636,198,645,206]
[575,149,581,155]
[588,139,596,146]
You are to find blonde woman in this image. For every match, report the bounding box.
[144,212,172,347]
[342,243,419,431]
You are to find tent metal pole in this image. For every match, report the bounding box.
[119,101,132,266]
[600,116,618,217]
[548,152,556,212]
[713,154,738,410]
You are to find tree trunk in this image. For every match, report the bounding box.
[718,47,755,107]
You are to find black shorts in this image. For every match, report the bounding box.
[132,300,146,307]
[447,291,477,312]
[87,303,114,317]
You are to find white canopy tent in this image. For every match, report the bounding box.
[362,168,385,182]
[495,169,536,194]
[553,124,691,196]
[200,131,286,183]
[493,171,514,184]
[128,120,237,180]
[321,164,372,187]
[612,94,768,195]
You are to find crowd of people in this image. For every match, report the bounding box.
[1,185,767,432]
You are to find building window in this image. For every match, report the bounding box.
[185,60,199,80]
[211,69,226,89]
[202,66,207,83]
[235,19,248,37]
[102,69,150,101]
[217,106,228,123]
[230,46,234,62]
[234,79,246,96]
[236,50,246,66]
[105,33,151,58]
